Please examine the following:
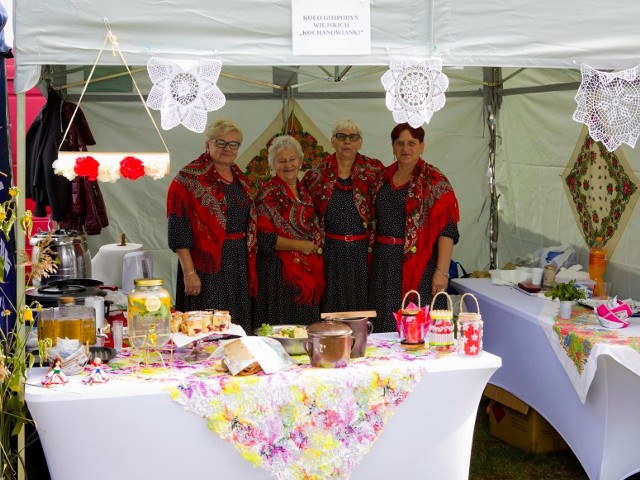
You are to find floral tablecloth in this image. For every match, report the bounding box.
[104,338,442,479]
[538,302,640,402]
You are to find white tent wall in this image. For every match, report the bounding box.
[79,74,489,300]
[497,68,640,300]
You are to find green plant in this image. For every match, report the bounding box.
[0,185,55,479]
[544,280,587,302]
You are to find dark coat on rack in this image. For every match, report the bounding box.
[26,88,108,232]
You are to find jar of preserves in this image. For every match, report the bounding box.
[127,278,172,349]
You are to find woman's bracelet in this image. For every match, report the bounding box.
[435,266,450,278]
[184,270,197,277]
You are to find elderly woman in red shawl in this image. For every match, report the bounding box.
[254,135,324,328]
[166,119,257,332]
[369,123,460,332]
[302,119,383,313]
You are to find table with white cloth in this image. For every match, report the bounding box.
[25,333,500,480]
[452,278,640,480]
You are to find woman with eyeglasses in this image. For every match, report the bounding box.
[369,123,459,332]
[254,135,324,328]
[303,119,383,313]
[166,118,256,332]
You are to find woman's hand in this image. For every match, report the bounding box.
[432,269,449,296]
[184,271,201,296]
[297,240,319,256]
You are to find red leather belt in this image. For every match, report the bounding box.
[226,232,246,240]
[376,235,404,245]
[325,232,368,242]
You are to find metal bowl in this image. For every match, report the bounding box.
[254,325,308,356]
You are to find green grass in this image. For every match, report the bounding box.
[470,396,588,480]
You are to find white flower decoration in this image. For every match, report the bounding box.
[381,58,449,128]
[146,58,226,133]
[97,161,121,183]
[573,63,640,152]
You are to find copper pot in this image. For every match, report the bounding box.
[304,320,354,368]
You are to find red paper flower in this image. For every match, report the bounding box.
[74,156,100,181]
[120,156,145,180]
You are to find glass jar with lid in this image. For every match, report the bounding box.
[127,278,172,349]
[38,296,96,347]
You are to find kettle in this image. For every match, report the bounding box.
[121,251,153,294]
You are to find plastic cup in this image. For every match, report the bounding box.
[112,320,123,351]
[531,268,544,286]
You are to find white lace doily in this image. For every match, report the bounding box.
[146,58,226,133]
[381,58,449,127]
[573,63,640,152]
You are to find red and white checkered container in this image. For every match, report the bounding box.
[428,291,455,352]
[457,293,483,357]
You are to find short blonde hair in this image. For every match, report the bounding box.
[331,118,362,137]
[205,119,243,143]
[268,135,303,171]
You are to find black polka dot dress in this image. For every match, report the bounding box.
[253,232,321,331]
[322,177,370,313]
[168,180,252,333]
[369,181,459,332]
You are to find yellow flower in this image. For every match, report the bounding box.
[8,187,18,198]
[21,308,33,322]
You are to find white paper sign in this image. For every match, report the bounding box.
[292,0,371,56]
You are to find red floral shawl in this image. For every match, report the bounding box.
[302,152,384,242]
[373,159,460,294]
[256,175,325,305]
[166,153,258,296]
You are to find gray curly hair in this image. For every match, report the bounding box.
[267,135,304,171]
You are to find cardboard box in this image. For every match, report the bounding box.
[484,385,569,454]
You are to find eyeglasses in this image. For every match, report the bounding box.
[211,139,241,150]
[334,133,361,142]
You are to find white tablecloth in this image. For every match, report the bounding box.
[453,278,640,480]
[25,334,500,480]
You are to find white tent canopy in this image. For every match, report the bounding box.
[13,0,640,93]
[12,1,640,300]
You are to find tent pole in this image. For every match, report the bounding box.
[15,90,27,480]
[483,67,502,270]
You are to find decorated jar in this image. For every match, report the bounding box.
[428,291,455,352]
[457,293,483,357]
[127,278,172,349]
[396,290,429,347]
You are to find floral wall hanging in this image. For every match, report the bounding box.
[563,125,639,253]
[239,101,331,198]
[381,57,449,127]
[573,63,640,152]
[146,58,226,133]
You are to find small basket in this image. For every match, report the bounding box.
[429,291,455,352]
